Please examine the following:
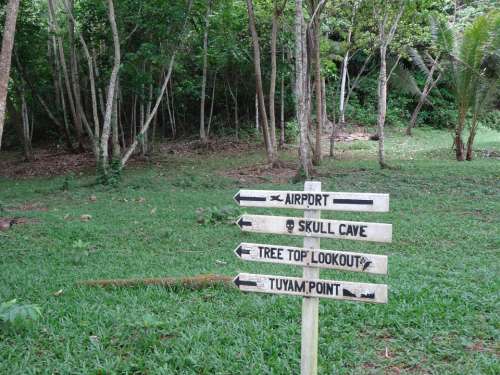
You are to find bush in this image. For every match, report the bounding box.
[196,205,241,225]
[283,120,300,143]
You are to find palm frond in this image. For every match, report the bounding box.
[430,16,454,55]
[389,64,422,98]
[408,47,430,75]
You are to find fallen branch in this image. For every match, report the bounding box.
[77,274,233,289]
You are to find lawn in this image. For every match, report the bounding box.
[1,128,499,374]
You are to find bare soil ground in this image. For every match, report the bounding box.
[0,139,264,179]
[0,127,373,180]
[221,160,298,184]
[0,148,95,179]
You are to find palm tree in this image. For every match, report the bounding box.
[436,12,499,161]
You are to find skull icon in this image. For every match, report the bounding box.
[286,219,295,233]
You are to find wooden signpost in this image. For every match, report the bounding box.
[234,189,389,212]
[236,214,392,242]
[233,181,391,375]
[234,243,388,274]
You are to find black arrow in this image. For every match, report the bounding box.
[234,276,257,288]
[235,245,251,257]
[234,192,267,204]
[237,217,252,228]
[360,292,375,299]
[333,198,374,205]
[362,260,373,271]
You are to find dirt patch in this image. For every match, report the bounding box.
[4,202,48,212]
[220,161,298,184]
[0,148,95,179]
[333,131,371,142]
[0,139,263,179]
[158,138,261,156]
[324,123,372,142]
[0,217,39,231]
[466,340,497,354]
[475,149,500,159]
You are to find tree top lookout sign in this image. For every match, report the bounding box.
[233,181,391,375]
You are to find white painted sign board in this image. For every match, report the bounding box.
[234,273,388,304]
[236,214,392,243]
[232,182,391,375]
[234,190,389,212]
[234,243,388,274]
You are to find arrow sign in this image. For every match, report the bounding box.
[234,243,388,275]
[235,245,251,257]
[237,217,252,228]
[234,190,389,212]
[235,215,392,243]
[234,192,267,204]
[233,273,388,304]
[233,276,257,287]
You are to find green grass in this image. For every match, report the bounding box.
[1,128,499,374]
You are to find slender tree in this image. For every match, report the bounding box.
[246,0,277,165]
[295,0,310,178]
[200,0,212,143]
[374,1,405,168]
[0,0,21,151]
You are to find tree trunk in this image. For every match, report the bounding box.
[312,12,322,166]
[0,0,20,151]
[63,0,101,156]
[376,5,404,169]
[165,82,174,138]
[93,48,106,119]
[99,0,121,174]
[295,0,310,178]
[330,86,336,157]
[20,90,34,161]
[339,1,358,125]
[227,80,239,141]
[406,63,440,136]
[200,0,211,143]
[269,3,280,153]
[234,90,239,140]
[465,121,477,161]
[48,29,74,151]
[455,106,467,161]
[246,0,276,165]
[339,47,351,124]
[67,0,85,152]
[131,95,137,145]
[280,69,285,147]
[377,45,388,168]
[206,72,217,139]
[112,81,120,160]
[48,0,82,153]
[255,93,259,131]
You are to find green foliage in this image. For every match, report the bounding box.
[0,300,41,329]
[481,110,500,131]
[283,120,300,144]
[61,173,76,191]
[96,160,122,186]
[195,205,241,225]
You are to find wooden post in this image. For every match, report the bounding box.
[301,180,321,375]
